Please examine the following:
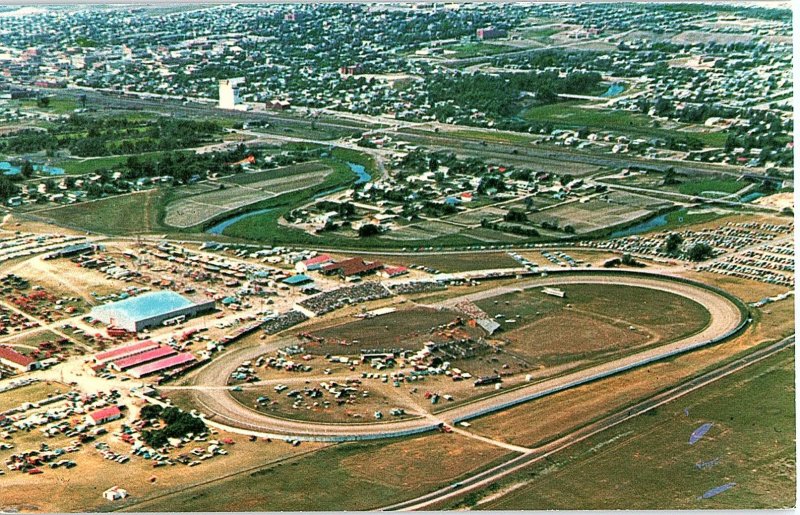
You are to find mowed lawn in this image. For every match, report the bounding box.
[475,284,710,364]
[129,433,512,511]
[473,349,795,510]
[677,179,747,196]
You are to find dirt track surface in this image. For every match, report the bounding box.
[184,272,745,441]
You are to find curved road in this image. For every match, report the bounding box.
[184,272,746,441]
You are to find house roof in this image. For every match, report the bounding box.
[383,266,408,276]
[113,346,176,370]
[283,274,313,285]
[302,254,333,267]
[322,257,383,277]
[128,352,196,378]
[89,405,121,422]
[0,345,35,367]
[95,340,159,363]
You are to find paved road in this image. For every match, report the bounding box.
[382,334,794,511]
[184,272,745,441]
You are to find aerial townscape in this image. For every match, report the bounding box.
[0,2,794,512]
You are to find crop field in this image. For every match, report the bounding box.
[469,349,795,510]
[222,161,329,186]
[445,206,507,226]
[128,433,511,512]
[389,220,463,241]
[164,188,275,229]
[475,284,710,365]
[530,201,653,234]
[164,166,331,228]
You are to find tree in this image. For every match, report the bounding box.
[664,233,683,255]
[563,224,576,234]
[504,209,528,223]
[621,253,636,266]
[687,243,714,262]
[36,96,51,108]
[20,161,34,179]
[358,224,380,237]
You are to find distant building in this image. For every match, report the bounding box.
[296,254,334,273]
[339,65,361,76]
[266,99,291,111]
[542,287,566,298]
[321,257,383,279]
[89,291,215,333]
[103,486,128,501]
[476,27,506,40]
[87,406,122,426]
[218,78,245,109]
[0,345,39,372]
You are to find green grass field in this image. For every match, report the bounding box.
[658,209,729,233]
[521,27,561,40]
[474,283,710,365]
[37,188,170,235]
[460,348,795,510]
[443,42,516,58]
[20,98,78,114]
[677,179,746,196]
[125,433,512,511]
[55,150,188,175]
[523,103,727,148]
[0,381,68,412]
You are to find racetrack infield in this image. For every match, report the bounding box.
[182,271,746,440]
[475,283,711,365]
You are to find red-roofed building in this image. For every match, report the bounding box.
[94,340,159,364]
[128,352,196,379]
[231,155,255,167]
[0,345,39,371]
[295,254,334,273]
[321,257,383,279]
[86,405,122,426]
[380,266,409,278]
[111,346,176,372]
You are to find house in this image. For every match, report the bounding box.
[266,99,291,111]
[103,486,128,501]
[87,405,122,426]
[0,345,39,371]
[476,27,506,40]
[295,254,334,273]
